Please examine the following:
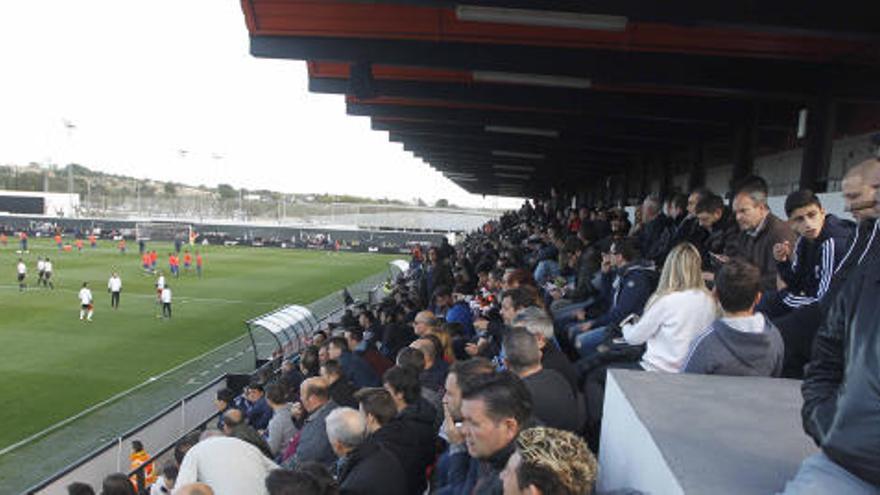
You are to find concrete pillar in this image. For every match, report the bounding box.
[800,95,836,192]
[688,143,706,192]
[731,105,759,190]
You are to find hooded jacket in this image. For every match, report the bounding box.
[683,315,784,377]
[802,259,880,486]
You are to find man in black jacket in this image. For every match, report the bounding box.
[356,387,429,495]
[781,259,880,493]
[382,366,439,494]
[320,360,358,409]
[696,193,739,273]
[325,407,407,495]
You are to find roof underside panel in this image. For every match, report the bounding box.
[239,0,880,196]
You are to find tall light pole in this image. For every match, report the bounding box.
[63,119,76,216]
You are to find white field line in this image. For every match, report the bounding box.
[0,334,249,457]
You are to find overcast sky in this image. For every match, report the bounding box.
[0,0,521,209]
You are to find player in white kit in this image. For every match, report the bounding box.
[79,282,94,321]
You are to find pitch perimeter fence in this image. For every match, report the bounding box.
[5,268,394,495]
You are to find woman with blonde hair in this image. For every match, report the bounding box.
[621,242,718,372]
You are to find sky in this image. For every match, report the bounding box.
[0,0,522,209]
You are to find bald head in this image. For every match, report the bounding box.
[842,158,880,221]
[222,409,244,433]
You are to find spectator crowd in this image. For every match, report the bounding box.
[70,157,880,495]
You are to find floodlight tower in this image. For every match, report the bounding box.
[63,119,77,215]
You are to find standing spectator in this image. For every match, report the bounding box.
[174,434,277,495]
[683,260,784,377]
[500,427,598,495]
[619,243,718,373]
[325,407,407,495]
[730,177,797,291]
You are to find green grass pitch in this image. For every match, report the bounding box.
[0,238,398,449]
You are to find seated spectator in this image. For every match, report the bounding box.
[213,388,241,430]
[327,337,380,389]
[730,176,797,291]
[355,387,424,494]
[620,243,718,372]
[512,307,579,394]
[382,366,439,493]
[265,383,297,459]
[671,189,710,248]
[454,371,532,494]
[221,409,273,459]
[410,337,449,392]
[395,347,442,414]
[283,377,339,469]
[344,328,392,380]
[101,473,136,495]
[357,309,381,346]
[637,195,674,267]
[503,328,579,432]
[174,434,277,495]
[781,250,880,493]
[265,464,339,495]
[683,260,784,376]
[567,239,656,358]
[67,482,95,495]
[760,190,853,318]
[695,193,739,274]
[500,427,598,495]
[320,359,358,409]
[325,407,407,495]
[433,285,475,339]
[774,159,880,378]
[149,462,177,495]
[245,384,274,432]
[433,358,496,493]
[174,484,214,495]
[299,346,321,379]
[412,310,438,338]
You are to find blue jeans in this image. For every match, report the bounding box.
[554,298,596,329]
[573,327,608,359]
[779,452,880,495]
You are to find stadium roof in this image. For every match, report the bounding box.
[239,1,880,198]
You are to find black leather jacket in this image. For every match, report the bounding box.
[801,259,880,485]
